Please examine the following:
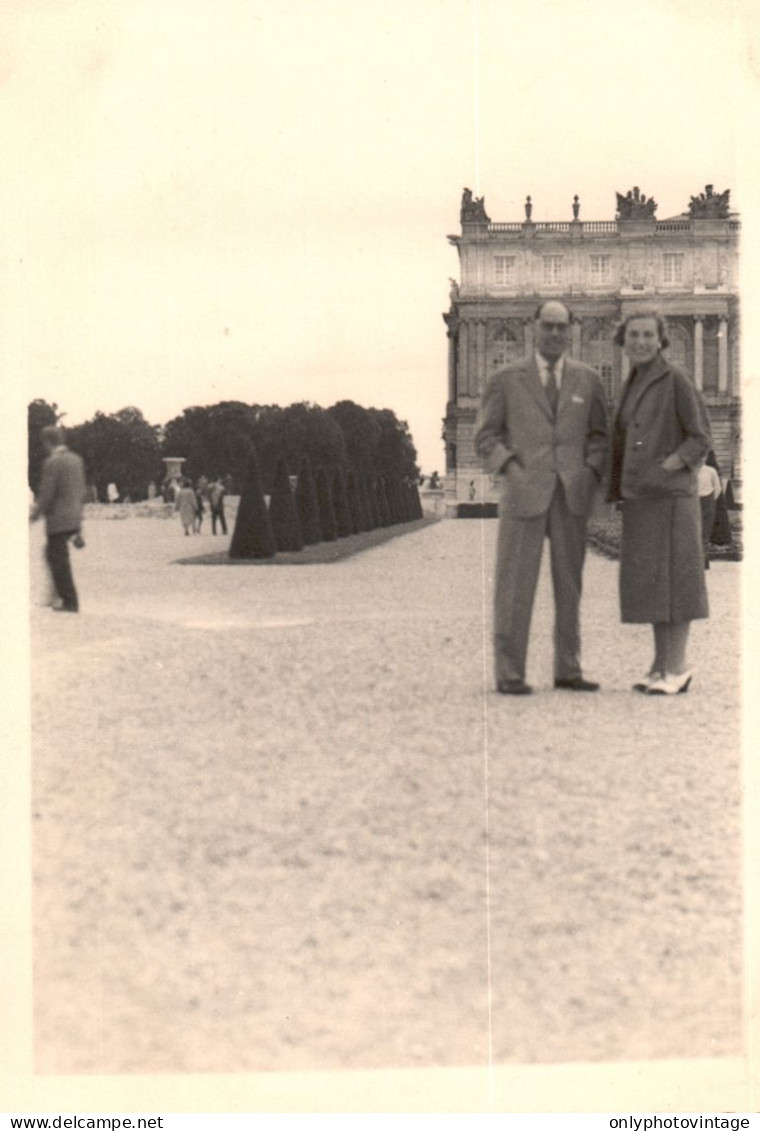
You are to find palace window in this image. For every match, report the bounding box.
[493,255,516,285]
[589,255,611,284]
[663,253,684,284]
[543,256,563,285]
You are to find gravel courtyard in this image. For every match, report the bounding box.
[30,513,743,1075]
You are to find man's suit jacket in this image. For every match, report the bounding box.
[474,355,608,518]
[35,446,87,535]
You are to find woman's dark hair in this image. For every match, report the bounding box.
[613,309,670,349]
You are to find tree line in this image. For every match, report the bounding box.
[28,398,420,500]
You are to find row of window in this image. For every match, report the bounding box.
[493,253,687,286]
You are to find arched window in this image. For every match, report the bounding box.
[581,320,615,399]
[488,319,524,371]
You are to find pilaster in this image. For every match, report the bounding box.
[718,316,728,393]
[693,316,704,390]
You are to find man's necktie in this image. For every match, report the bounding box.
[545,363,559,414]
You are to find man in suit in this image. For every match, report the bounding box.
[30,426,87,613]
[474,300,608,694]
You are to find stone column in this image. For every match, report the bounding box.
[476,320,487,398]
[447,330,456,403]
[613,345,625,397]
[718,315,728,393]
[523,317,534,359]
[571,318,582,359]
[458,321,469,398]
[693,315,704,391]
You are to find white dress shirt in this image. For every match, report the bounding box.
[535,351,565,389]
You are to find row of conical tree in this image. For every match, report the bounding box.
[229,450,424,560]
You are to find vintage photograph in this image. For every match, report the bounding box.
[6,0,755,1116]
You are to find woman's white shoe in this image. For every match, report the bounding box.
[647,671,692,695]
[633,670,663,693]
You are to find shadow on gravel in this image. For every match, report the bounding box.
[175,514,441,566]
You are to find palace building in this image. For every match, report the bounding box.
[442,185,740,512]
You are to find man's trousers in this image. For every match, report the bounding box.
[493,482,588,684]
[46,530,79,611]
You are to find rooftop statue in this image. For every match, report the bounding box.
[460,186,490,224]
[615,186,657,220]
[688,184,730,219]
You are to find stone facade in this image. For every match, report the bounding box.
[442,188,740,511]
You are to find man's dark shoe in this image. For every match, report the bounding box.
[497,679,533,695]
[554,677,599,692]
[53,605,78,613]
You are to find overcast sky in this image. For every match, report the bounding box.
[3,0,754,472]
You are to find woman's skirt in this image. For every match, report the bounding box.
[620,495,709,623]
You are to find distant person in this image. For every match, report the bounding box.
[107,482,119,504]
[704,449,732,548]
[175,478,199,536]
[29,426,87,613]
[608,310,710,695]
[468,480,476,501]
[193,483,205,533]
[697,451,723,570]
[209,477,227,535]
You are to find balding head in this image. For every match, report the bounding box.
[40,425,65,450]
[534,300,571,362]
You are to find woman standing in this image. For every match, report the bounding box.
[608,311,710,695]
[175,478,199,536]
[697,451,723,569]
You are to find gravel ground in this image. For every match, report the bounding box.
[30,516,743,1074]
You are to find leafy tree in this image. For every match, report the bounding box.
[67,406,163,501]
[368,408,419,481]
[269,456,303,552]
[161,401,260,489]
[327,400,382,476]
[28,399,62,494]
[229,448,276,559]
[278,403,347,487]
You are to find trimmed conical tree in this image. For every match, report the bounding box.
[412,482,423,519]
[296,456,322,545]
[315,466,337,541]
[229,448,277,559]
[269,456,304,552]
[377,476,392,527]
[389,477,405,524]
[405,481,418,521]
[360,475,376,530]
[399,480,413,523]
[346,469,364,534]
[332,467,353,538]
[368,476,382,529]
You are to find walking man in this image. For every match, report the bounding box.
[209,477,227,535]
[30,426,87,613]
[474,300,608,694]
